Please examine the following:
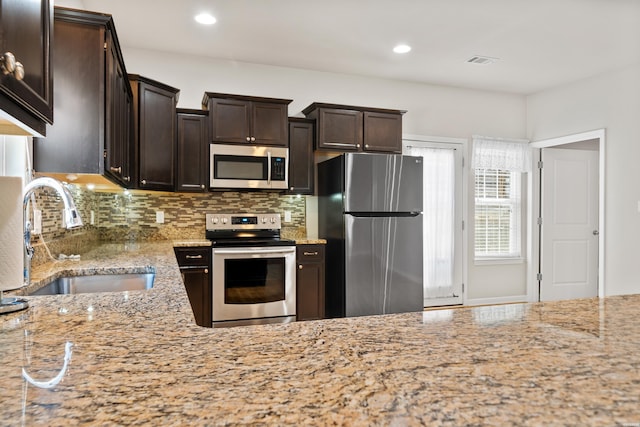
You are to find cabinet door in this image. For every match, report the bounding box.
[33,17,103,174]
[138,82,177,190]
[105,30,132,186]
[363,111,403,153]
[316,108,363,151]
[0,0,53,126]
[177,112,208,192]
[296,245,325,321]
[288,120,314,194]
[181,268,211,327]
[209,98,251,143]
[252,102,288,146]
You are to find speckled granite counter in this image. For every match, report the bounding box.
[1,242,639,425]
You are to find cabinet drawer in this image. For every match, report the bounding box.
[296,245,325,263]
[174,247,211,267]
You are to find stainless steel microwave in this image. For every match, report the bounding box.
[209,144,288,190]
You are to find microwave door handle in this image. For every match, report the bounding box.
[267,151,272,185]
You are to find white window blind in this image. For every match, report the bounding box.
[472,136,529,259]
[474,169,521,258]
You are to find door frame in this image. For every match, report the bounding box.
[402,134,468,305]
[529,129,606,301]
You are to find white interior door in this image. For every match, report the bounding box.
[540,147,599,301]
[405,140,463,307]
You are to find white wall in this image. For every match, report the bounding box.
[527,62,640,297]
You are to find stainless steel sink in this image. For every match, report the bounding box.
[28,273,155,296]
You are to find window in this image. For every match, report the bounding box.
[474,169,521,258]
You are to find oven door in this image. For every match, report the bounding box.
[211,246,296,324]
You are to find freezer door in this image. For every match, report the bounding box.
[345,214,424,317]
[344,153,423,213]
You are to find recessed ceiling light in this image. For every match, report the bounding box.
[393,44,412,54]
[195,13,216,25]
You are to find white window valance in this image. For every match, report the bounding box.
[471,136,532,172]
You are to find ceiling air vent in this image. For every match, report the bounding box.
[467,55,499,65]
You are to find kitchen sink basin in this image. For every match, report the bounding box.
[28,273,155,296]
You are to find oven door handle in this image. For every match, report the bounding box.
[213,247,295,255]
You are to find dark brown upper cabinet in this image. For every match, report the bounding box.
[288,118,314,195]
[202,92,292,147]
[176,108,209,192]
[33,7,133,186]
[302,103,405,154]
[129,74,180,191]
[0,0,53,136]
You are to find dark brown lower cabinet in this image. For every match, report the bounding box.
[174,247,211,327]
[296,244,325,321]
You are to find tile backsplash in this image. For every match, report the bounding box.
[30,186,306,265]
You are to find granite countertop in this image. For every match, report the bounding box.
[1,241,639,425]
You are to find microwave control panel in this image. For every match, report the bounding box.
[271,157,286,181]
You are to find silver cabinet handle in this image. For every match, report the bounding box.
[593,230,599,236]
[110,166,122,174]
[1,52,23,80]
[303,251,318,256]
[185,255,203,259]
[124,176,130,182]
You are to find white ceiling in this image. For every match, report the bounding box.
[70,0,640,95]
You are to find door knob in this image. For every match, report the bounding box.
[593,230,599,235]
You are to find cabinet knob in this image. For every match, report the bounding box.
[124,176,131,182]
[200,184,205,189]
[204,268,209,274]
[110,166,122,174]
[290,187,294,191]
[250,137,256,142]
[246,137,251,142]
[365,144,369,149]
[13,62,24,81]
[141,179,147,185]
[0,52,24,81]
[356,144,361,148]
[298,265,303,270]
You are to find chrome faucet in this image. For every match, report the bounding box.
[23,177,83,286]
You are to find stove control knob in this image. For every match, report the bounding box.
[262,218,268,224]
[222,218,228,224]
[212,217,219,224]
[270,217,277,224]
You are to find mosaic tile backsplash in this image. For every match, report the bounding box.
[30,186,306,265]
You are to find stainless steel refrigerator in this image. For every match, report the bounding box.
[318,152,424,318]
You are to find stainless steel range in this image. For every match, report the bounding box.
[206,213,296,327]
